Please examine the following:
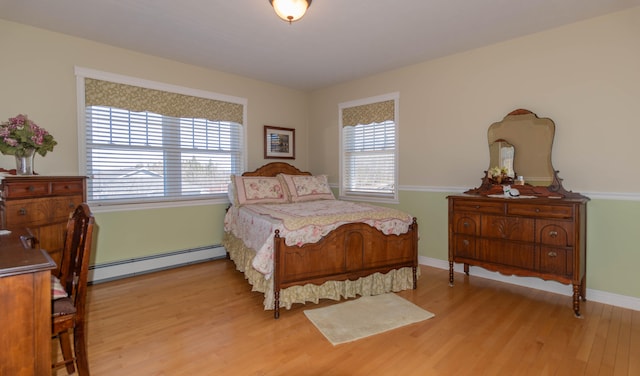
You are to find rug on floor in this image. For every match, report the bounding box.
[303,293,435,345]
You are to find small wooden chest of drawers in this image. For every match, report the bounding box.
[1,176,86,269]
[448,194,588,316]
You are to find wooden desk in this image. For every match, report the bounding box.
[0,229,56,376]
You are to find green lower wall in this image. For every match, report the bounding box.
[584,199,640,297]
[91,203,228,265]
[90,192,640,300]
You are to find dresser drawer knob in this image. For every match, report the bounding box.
[547,251,558,257]
[463,222,469,228]
[549,231,558,238]
[474,205,480,209]
[18,208,27,216]
[28,185,35,192]
[69,202,75,208]
[535,208,540,213]
[463,240,469,246]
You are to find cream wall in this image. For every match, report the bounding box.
[309,8,640,192]
[0,20,310,264]
[309,8,640,300]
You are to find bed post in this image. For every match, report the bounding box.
[273,229,281,319]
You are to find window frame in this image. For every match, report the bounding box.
[338,92,400,204]
[75,67,248,213]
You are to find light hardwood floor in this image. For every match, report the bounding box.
[69,260,640,376]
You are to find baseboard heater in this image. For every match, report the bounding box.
[88,245,227,284]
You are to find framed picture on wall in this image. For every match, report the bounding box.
[264,125,295,159]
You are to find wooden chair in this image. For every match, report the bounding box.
[51,203,95,375]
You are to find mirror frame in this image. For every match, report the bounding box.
[465,109,585,199]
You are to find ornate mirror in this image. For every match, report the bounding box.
[466,109,583,198]
[488,110,554,185]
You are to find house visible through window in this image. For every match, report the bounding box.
[339,93,399,203]
[76,68,246,207]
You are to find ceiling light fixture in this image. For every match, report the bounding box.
[269,0,312,24]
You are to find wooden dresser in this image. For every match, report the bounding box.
[1,176,86,270]
[448,194,588,316]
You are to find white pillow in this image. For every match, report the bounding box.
[278,174,335,202]
[227,182,237,205]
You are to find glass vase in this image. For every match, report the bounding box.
[15,149,36,175]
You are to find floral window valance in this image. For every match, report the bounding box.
[341,100,394,127]
[84,78,244,124]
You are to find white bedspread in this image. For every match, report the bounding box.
[223,200,413,279]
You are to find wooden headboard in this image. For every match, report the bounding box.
[242,162,312,177]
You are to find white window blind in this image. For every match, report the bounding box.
[78,70,246,206]
[340,93,399,202]
[342,121,396,197]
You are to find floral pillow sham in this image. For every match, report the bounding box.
[232,175,288,206]
[278,174,335,202]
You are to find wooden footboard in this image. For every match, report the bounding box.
[272,217,418,319]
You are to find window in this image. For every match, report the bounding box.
[339,93,399,202]
[76,68,246,208]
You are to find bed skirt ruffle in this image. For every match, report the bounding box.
[223,232,420,310]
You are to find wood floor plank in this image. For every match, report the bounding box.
[600,306,623,375]
[64,261,640,376]
[613,308,632,376]
[630,310,640,376]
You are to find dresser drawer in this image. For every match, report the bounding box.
[51,180,85,196]
[539,246,573,277]
[51,196,84,219]
[453,235,477,259]
[481,215,534,241]
[453,200,504,215]
[479,239,536,269]
[2,181,50,199]
[507,203,573,219]
[452,213,480,235]
[3,200,44,226]
[3,196,82,226]
[537,220,574,246]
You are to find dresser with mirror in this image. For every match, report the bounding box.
[447,109,589,317]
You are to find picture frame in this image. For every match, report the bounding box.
[264,125,295,159]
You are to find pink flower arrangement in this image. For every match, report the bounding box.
[0,114,57,157]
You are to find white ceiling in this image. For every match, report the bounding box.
[2,0,639,91]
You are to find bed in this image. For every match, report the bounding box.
[223,162,419,318]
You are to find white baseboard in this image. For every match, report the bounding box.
[88,250,640,312]
[88,245,226,284]
[419,256,640,312]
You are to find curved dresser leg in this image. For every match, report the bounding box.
[448,261,454,287]
[573,284,582,318]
